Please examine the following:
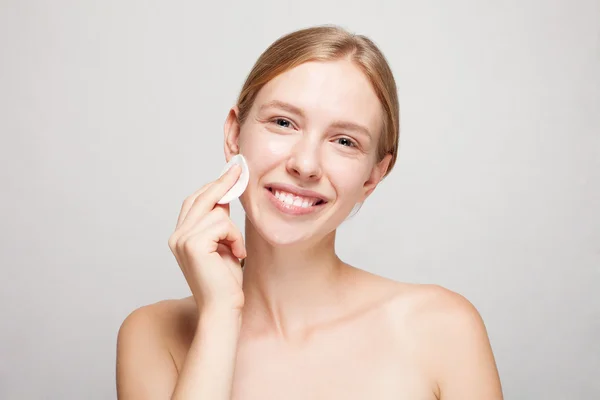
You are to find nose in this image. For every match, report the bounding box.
[286,135,323,181]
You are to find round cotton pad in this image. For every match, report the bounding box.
[217,154,250,204]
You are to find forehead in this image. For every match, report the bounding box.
[252,60,383,134]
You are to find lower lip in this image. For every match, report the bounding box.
[265,188,327,216]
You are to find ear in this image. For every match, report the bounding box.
[359,153,392,202]
[223,105,242,162]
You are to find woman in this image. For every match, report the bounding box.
[116,25,503,399]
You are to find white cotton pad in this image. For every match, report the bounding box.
[217,154,250,204]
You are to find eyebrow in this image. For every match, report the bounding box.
[258,100,373,138]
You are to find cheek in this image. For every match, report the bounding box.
[261,135,291,158]
[242,123,287,154]
[325,159,370,198]
[240,129,293,179]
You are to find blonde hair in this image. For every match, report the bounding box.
[236,24,400,177]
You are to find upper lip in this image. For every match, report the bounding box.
[266,183,328,202]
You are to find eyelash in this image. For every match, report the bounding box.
[270,118,358,148]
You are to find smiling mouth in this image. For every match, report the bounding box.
[266,187,327,208]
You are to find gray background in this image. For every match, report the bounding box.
[1,0,598,399]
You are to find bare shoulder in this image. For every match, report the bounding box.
[383,282,503,399]
[119,296,198,341]
[344,267,477,319]
[336,265,487,333]
[122,296,199,353]
[387,283,485,327]
[382,282,492,355]
[116,297,198,398]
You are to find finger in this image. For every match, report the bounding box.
[175,182,215,229]
[180,164,242,227]
[180,212,246,259]
[175,206,230,246]
[175,163,240,230]
[172,204,226,248]
[177,201,230,236]
[213,219,246,260]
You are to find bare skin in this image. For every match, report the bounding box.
[118,266,502,399]
[116,59,503,399]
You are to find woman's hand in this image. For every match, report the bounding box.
[168,164,247,313]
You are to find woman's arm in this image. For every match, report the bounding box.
[116,305,178,399]
[116,304,241,399]
[170,308,241,399]
[425,287,504,399]
[115,164,247,398]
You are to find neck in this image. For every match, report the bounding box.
[241,216,350,341]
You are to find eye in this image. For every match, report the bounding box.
[271,118,293,129]
[336,137,357,148]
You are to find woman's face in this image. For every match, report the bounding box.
[225,60,391,246]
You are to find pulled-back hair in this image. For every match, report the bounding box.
[236,25,400,177]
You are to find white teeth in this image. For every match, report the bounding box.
[272,189,319,208]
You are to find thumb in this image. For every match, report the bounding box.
[214,202,231,216]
